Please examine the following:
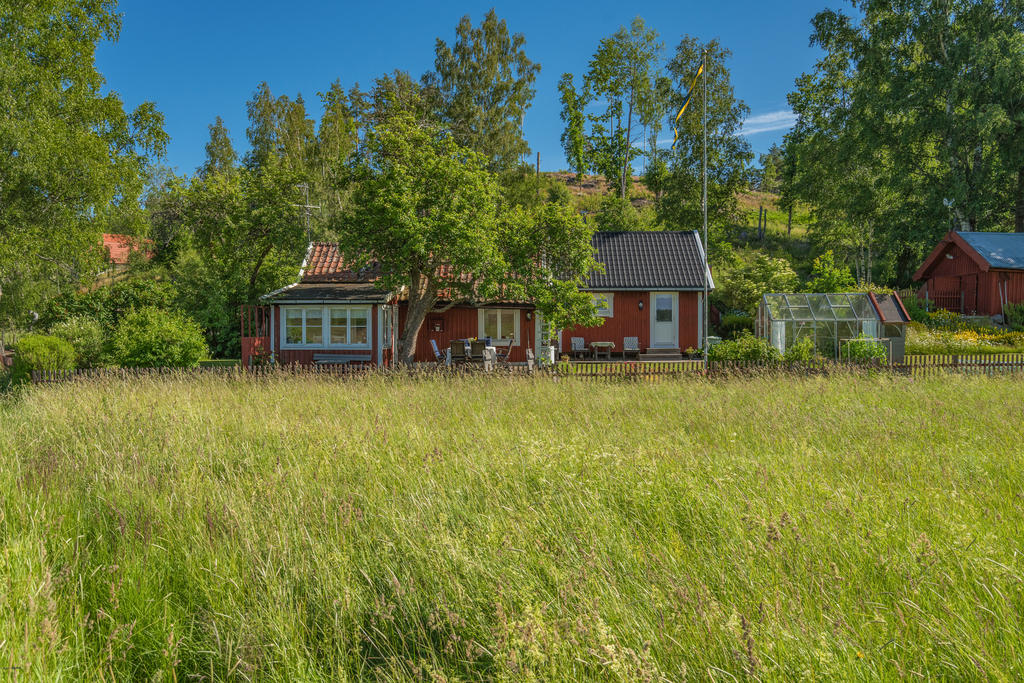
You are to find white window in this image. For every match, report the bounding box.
[281,306,371,349]
[592,293,614,317]
[478,308,520,343]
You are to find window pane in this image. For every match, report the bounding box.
[499,310,516,339]
[286,309,303,344]
[330,309,348,345]
[483,310,499,339]
[305,309,323,344]
[350,309,368,345]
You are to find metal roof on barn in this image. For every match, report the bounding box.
[955,231,1024,270]
[585,231,713,291]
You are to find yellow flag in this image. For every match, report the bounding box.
[671,62,704,148]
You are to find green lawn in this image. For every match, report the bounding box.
[1,373,1022,680]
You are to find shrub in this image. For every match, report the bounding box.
[803,250,855,292]
[112,307,208,368]
[783,336,818,363]
[9,334,76,383]
[49,316,106,368]
[40,276,179,330]
[714,253,799,315]
[717,313,753,340]
[841,334,888,363]
[707,332,782,363]
[901,295,930,323]
[1004,302,1024,331]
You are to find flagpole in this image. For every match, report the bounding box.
[702,48,709,369]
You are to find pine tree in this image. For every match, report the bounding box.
[199,116,237,178]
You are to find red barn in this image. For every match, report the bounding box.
[914,231,1024,317]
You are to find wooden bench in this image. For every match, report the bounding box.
[313,353,372,365]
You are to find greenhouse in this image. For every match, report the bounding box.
[755,292,910,361]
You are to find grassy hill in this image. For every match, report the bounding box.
[2,372,1022,679]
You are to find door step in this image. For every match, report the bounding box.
[639,348,683,360]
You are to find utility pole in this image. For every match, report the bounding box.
[292,183,321,242]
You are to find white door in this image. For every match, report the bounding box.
[651,292,678,347]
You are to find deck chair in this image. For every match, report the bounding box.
[623,336,640,359]
[429,339,446,366]
[526,348,536,371]
[470,340,487,363]
[449,340,468,364]
[571,336,588,360]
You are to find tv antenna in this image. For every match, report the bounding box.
[292,183,321,241]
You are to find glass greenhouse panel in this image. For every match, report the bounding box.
[807,294,834,320]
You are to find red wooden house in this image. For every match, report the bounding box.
[914,231,1024,317]
[241,231,712,366]
[559,231,713,359]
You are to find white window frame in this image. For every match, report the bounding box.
[280,305,372,350]
[592,292,614,317]
[477,308,521,344]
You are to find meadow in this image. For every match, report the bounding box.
[1,372,1022,680]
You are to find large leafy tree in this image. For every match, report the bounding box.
[342,113,598,365]
[786,0,1024,283]
[574,17,667,198]
[199,116,237,178]
[0,0,166,324]
[659,38,752,236]
[557,73,589,189]
[425,9,540,172]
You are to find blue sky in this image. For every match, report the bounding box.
[96,0,840,177]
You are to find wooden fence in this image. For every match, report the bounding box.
[28,353,1024,385]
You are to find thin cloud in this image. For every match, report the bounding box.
[740,110,797,136]
[655,109,797,147]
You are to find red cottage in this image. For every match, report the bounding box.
[559,231,713,359]
[914,231,1024,318]
[241,231,712,366]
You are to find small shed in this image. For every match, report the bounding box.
[755,292,911,362]
[914,231,1024,317]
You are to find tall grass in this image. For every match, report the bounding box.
[1,373,1022,680]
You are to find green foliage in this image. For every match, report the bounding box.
[40,276,180,331]
[111,307,208,368]
[717,312,753,340]
[1004,302,1024,331]
[592,195,654,231]
[49,316,106,368]
[10,334,76,383]
[659,38,753,234]
[782,335,818,363]
[427,9,540,172]
[0,0,167,324]
[803,250,855,292]
[786,0,1024,283]
[707,331,782,362]
[714,253,800,315]
[906,324,1024,355]
[900,295,930,323]
[841,334,888,363]
[343,114,599,364]
[198,116,237,178]
[568,17,668,198]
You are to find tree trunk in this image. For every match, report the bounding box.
[397,272,437,366]
[787,205,792,235]
[1016,166,1024,233]
[620,91,634,200]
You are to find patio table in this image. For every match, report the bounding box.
[591,341,615,360]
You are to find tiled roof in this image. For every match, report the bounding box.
[957,231,1024,270]
[301,243,382,283]
[585,231,712,290]
[102,233,151,265]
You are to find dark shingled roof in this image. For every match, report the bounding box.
[585,231,712,291]
[957,231,1024,270]
[261,282,391,303]
[872,293,911,324]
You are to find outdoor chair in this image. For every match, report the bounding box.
[449,340,468,364]
[571,337,588,360]
[470,340,488,363]
[623,337,640,359]
[429,339,446,366]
